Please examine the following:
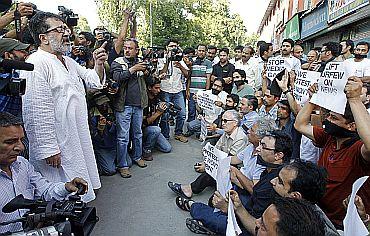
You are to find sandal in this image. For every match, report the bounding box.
[185,218,216,235]
[167,181,191,199]
[175,196,194,212]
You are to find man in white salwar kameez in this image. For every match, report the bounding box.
[20,12,108,202]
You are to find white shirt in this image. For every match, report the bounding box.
[300,135,322,163]
[158,58,189,93]
[343,58,370,77]
[276,55,302,72]
[251,57,265,90]
[235,59,258,88]
[21,48,104,202]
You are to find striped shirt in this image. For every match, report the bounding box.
[189,58,212,94]
[0,156,70,234]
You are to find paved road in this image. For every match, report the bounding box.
[91,134,214,236]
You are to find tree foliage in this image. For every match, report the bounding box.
[96,0,249,49]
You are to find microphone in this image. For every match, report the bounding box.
[0,58,34,72]
[2,195,46,213]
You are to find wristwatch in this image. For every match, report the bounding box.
[283,89,292,95]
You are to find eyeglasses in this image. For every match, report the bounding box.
[221,119,235,124]
[44,25,71,34]
[259,141,275,151]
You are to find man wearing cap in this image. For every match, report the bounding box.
[89,92,117,176]
[0,38,30,117]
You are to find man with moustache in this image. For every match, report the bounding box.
[343,41,370,81]
[21,12,107,202]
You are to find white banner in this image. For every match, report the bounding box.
[226,198,242,236]
[293,70,320,105]
[266,57,286,81]
[310,62,348,114]
[202,143,228,180]
[197,91,216,113]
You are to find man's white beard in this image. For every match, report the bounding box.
[49,35,70,54]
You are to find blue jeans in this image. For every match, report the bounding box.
[143,126,172,153]
[160,91,186,138]
[190,203,228,235]
[116,106,143,168]
[94,147,117,175]
[187,119,201,135]
[187,92,196,122]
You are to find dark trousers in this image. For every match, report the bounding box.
[190,173,216,194]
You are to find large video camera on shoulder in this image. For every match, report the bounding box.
[58,6,79,27]
[0,188,98,236]
[0,59,34,96]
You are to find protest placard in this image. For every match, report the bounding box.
[202,142,228,181]
[226,199,242,236]
[197,91,216,113]
[200,116,207,141]
[266,57,286,81]
[293,70,320,105]
[310,62,348,114]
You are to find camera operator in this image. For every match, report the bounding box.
[71,32,95,68]
[158,39,189,143]
[0,112,88,234]
[142,77,172,161]
[0,38,30,117]
[0,2,34,39]
[110,38,148,178]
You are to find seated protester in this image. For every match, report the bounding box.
[294,77,370,228]
[231,69,255,98]
[180,130,292,235]
[240,95,260,129]
[229,118,277,194]
[185,78,228,137]
[0,38,30,117]
[89,92,117,176]
[168,110,248,199]
[0,112,88,234]
[258,87,279,121]
[209,93,240,135]
[230,161,339,236]
[142,77,172,161]
[228,197,326,236]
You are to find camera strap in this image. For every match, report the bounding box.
[14,3,23,40]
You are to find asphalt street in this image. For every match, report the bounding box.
[91,133,214,236]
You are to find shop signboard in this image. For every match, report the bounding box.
[328,0,369,22]
[301,1,328,39]
[283,14,300,40]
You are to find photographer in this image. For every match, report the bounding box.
[158,39,189,143]
[142,77,172,161]
[70,31,95,68]
[0,2,34,39]
[0,112,88,234]
[89,92,117,176]
[0,38,30,117]
[110,38,148,178]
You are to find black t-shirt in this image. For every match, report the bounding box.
[143,96,160,126]
[124,58,142,107]
[211,62,235,93]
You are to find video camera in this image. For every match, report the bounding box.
[141,46,165,75]
[58,6,79,27]
[0,58,34,96]
[0,186,98,236]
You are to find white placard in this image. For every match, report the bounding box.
[310,62,349,114]
[266,57,286,81]
[226,198,242,236]
[202,143,228,181]
[294,70,321,105]
[197,91,216,113]
[343,176,369,236]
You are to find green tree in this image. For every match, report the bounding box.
[75,16,91,32]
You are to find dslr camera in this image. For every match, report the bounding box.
[169,47,183,61]
[141,46,165,75]
[58,6,79,27]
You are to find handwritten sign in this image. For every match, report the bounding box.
[197,91,216,113]
[294,70,320,105]
[310,62,348,114]
[202,143,228,180]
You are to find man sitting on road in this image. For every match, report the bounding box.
[0,112,88,234]
[168,109,248,199]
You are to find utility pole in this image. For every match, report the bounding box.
[149,0,153,47]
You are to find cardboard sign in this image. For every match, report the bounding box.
[310,62,348,114]
[293,70,320,105]
[197,91,216,113]
[202,143,228,180]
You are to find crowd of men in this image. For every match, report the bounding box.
[0,2,369,235]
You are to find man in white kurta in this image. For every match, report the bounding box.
[20,12,107,202]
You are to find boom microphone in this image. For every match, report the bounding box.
[0,58,34,72]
